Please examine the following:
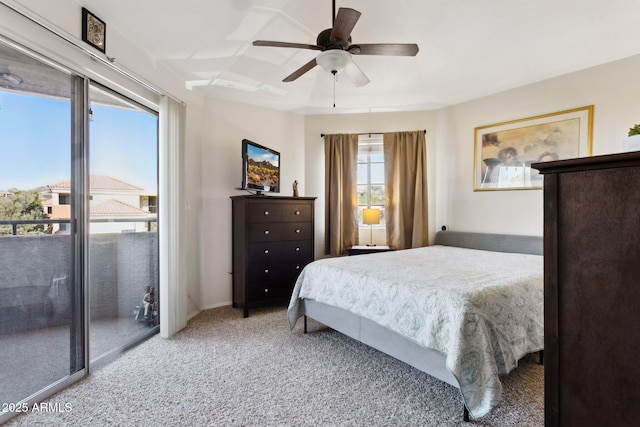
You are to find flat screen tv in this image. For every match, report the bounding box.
[241,139,280,195]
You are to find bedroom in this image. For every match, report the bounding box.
[1,0,639,425]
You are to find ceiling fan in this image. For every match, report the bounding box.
[252,1,419,87]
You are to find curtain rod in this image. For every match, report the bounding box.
[320,130,426,137]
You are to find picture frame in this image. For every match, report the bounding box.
[82,8,106,53]
[473,105,593,191]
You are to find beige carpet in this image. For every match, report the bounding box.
[5,305,543,426]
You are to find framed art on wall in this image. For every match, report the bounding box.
[473,105,593,191]
[82,8,106,53]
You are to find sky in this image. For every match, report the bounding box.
[0,90,158,192]
[247,143,279,166]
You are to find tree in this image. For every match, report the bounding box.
[0,190,49,235]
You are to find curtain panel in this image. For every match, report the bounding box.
[383,131,429,249]
[324,134,359,256]
[159,95,187,338]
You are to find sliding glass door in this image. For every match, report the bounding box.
[88,83,159,364]
[0,39,83,407]
[0,37,159,420]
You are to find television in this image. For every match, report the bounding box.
[241,139,280,195]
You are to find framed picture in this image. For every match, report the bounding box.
[82,8,106,53]
[473,105,593,191]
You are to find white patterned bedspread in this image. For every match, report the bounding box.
[287,245,543,419]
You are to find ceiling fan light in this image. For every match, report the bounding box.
[316,50,351,74]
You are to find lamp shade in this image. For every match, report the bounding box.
[316,49,351,74]
[362,208,380,225]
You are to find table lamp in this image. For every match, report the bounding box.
[362,208,380,246]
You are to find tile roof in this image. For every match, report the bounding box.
[48,175,144,191]
[91,199,149,216]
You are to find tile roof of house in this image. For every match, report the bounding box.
[48,175,144,191]
[91,199,150,216]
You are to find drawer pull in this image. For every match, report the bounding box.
[264,211,269,215]
[295,247,300,252]
[264,269,269,274]
[264,249,269,254]
[295,229,301,233]
[264,288,269,293]
[264,230,270,235]
[295,211,300,215]
[295,265,300,270]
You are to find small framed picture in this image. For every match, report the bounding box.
[82,8,106,53]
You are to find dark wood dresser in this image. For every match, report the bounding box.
[231,195,316,317]
[534,152,640,427]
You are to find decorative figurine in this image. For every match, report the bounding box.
[292,180,299,197]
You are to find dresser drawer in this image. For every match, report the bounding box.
[248,222,312,242]
[247,203,283,223]
[287,257,313,281]
[246,281,289,302]
[248,241,313,261]
[247,261,285,283]
[282,204,312,222]
[247,257,312,283]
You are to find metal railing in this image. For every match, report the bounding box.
[0,218,157,236]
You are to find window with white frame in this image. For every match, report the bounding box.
[357,135,385,228]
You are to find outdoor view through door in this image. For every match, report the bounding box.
[88,84,158,364]
[0,39,79,409]
[0,38,159,413]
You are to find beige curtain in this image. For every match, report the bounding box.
[383,130,428,249]
[324,134,359,256]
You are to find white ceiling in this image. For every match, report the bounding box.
[76,0,640,115]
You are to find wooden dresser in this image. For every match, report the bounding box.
[534,152,640,427]
[231,195,316,317]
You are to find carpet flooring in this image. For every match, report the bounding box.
[4,305,544,426]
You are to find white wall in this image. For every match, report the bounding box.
[439,54,640,236]
[199,98,306,310]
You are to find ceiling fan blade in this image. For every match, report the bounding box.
[253,40,321,51]
[283,58,318,82]
[344,60,370,87]
[350,43,419,56]
[330,8,361,45]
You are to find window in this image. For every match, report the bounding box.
[357,135,385,226]
[148,195,157,213]
[59,194,70,205]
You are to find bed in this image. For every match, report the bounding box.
[287,231,544,420]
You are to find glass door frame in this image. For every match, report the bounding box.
[0,33,160,424]
[86,80,160,370]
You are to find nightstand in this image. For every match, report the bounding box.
[347,245,394,256]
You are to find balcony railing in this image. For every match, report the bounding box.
[0,219,159,335]
[0,218,157,236]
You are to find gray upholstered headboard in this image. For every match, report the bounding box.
[433,231,543,255]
